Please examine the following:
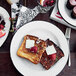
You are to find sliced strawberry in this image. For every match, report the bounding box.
[0,24,5,30]
[30,46,38,53]
[0,30,6,38]
[50,0,54,3]
[48,53,56,61]
[9,17,11,20]
[46,1,51,6]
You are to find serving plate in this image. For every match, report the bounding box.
[10,21,69,76]
[58,0,76,27]
[0,7,10,47]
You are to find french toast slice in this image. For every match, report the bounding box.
[40,39,64,70]
[17,35,46,64]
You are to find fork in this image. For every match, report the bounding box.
[65,27,71,66]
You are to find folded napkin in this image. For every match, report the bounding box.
[11,3,22,31]
[11,3,40,32]
[16,5,40,30]
[50,2,76,30]
[11,2,53,32]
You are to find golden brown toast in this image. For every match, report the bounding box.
[17,35,46,64]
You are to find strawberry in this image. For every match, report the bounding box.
[0,30,6,38]
[0,24,5,30]
[45,0,54,6]
[50,0,54,3]
[46,1,51,6]
[9,17,11,20]
[48,53,56,61]
[30,46,38,53]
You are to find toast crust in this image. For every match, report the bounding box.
[17,35,46,64]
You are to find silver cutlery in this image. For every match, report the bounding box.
[65,27,71,66]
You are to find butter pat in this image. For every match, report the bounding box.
[26,40,35,48]
[46,45,56,55]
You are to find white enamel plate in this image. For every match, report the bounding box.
[10,21,69,76]
[58,0,76,27]
[0,7,10,47]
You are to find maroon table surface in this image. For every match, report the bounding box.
[0,0,76,76]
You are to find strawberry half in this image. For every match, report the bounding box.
[48,53,56,61]
[0,30,6,38]
[0,24,5,30]
[30,46,38,53]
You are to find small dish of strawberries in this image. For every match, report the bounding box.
[0,16,6,38]
[39,0,56,7]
